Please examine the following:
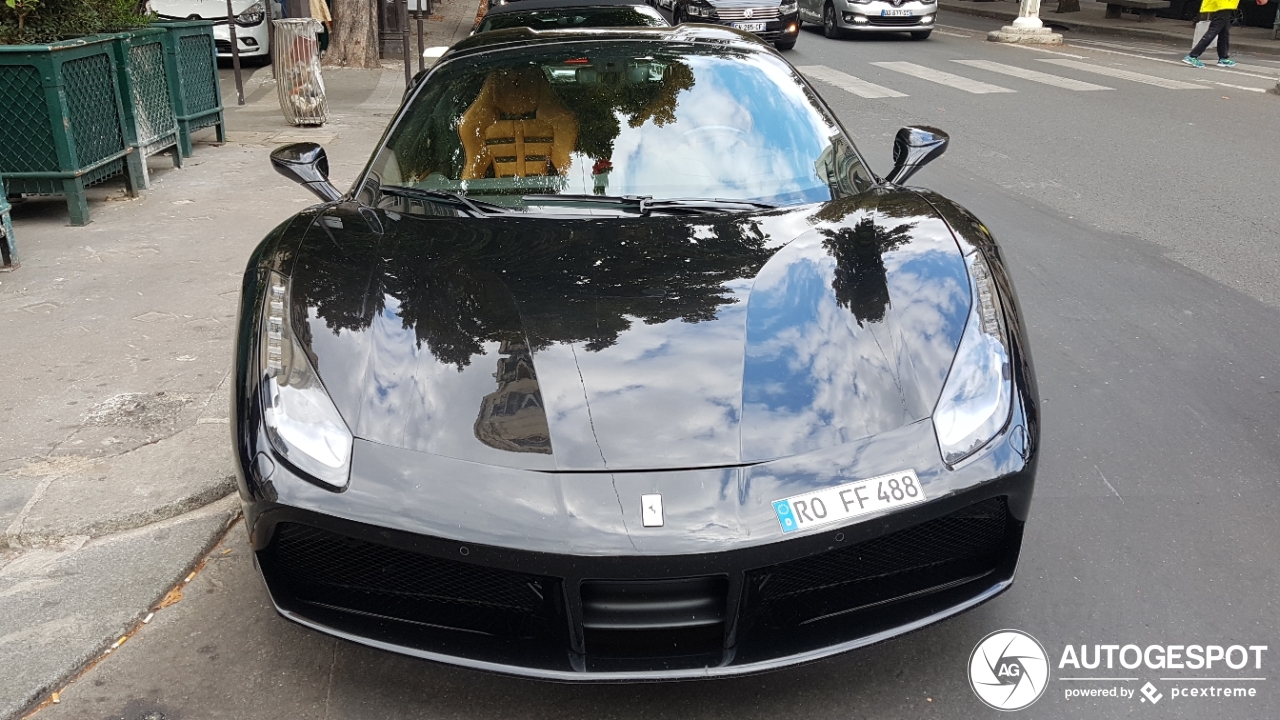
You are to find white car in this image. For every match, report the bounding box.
[798,0,936,39]
[152,0,284,60]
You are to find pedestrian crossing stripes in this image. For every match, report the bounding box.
[871,62,1015,95]
[952,60,1113,92]
[1037,59,1209,90]
[796,65,907,99]
[800,58,1237,101]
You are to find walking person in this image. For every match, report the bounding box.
[1183,0,1269,68]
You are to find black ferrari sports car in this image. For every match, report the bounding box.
[234,25,1038,680]
[474,0,669,35]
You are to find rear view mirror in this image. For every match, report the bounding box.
[270,143,342,202]
[885,126,949,186]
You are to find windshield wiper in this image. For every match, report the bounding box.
[521,194,778,216]
[379,185,510,217]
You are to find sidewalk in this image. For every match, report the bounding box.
[0,2,480,718]
[940,0,1280,57]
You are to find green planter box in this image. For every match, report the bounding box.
[109,28,184,188]
[1,178,15,269]
[0,35,143,226]
[155,20,226,157]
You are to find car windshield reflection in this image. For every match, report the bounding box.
[365,41,874,209]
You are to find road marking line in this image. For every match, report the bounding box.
[1212,82,1266,93]
[1072,38,1172,54]
[798,65,908,98]
[872,61,1015,94]
[1004,44,1090,59]
[953,59,1112,91]
[1051,43,1280,82]
[1037,58,1209,89]
[934,29,973,38]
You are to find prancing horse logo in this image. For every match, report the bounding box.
[641,493,663,527]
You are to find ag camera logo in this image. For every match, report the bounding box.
[969,630,1050,711]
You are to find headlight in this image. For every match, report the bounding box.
[686,4,716,17]
[259,271,353,489]
[780,0,798,12]
[235,1,265,26]
[932,250,1013,465]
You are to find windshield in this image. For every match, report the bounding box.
[364,41,873,209]
[477,6,668,33]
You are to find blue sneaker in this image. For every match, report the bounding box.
[1217,58,1237,67]
[1182,55,1205,68]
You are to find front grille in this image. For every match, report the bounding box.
[581,577,729,670]
[748,497,1009,628]
[214,39,232,54]
[867,15,922,25]
[256,492,1022,674]
[717,6,781,20]
[259,523,559,638]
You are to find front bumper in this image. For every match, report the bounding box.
[688,14,801,43]
[837,2,935,31]
[213,20,271,57]
[235,396,1037,679]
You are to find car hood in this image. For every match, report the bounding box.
[152,0,260,19]
[284,189,970,472]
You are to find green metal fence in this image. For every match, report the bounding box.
[110,28,183,188]
[1,178,14,269]
[0,35,142,226]
[156,20,226,157]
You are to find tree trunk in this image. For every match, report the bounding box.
[325,0,380,68]
[1056,0,1081,12]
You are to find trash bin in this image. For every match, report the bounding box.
[273,19,329,126]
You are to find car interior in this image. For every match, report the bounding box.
[458,68,580,180]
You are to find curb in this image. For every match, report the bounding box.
[939,3,1280,57]
[4,496,242,720]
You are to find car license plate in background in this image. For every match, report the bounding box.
[732,21,768,31]
[882,8,913,15]
[772,470,925,533]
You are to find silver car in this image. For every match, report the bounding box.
[798,0,935,39]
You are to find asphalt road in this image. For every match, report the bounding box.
[33,15,1280,720]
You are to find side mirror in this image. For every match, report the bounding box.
[884,126,949,186]
[270,143,342,202]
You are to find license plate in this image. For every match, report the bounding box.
[772,470,926,533]
[732,21,768,31]
[881,8,913,15]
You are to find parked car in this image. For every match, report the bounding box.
[240,24,1038,680]
[801,0,936,40]
[666,0,800,50]
[152,0,283,60]
[475,0,669,35]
